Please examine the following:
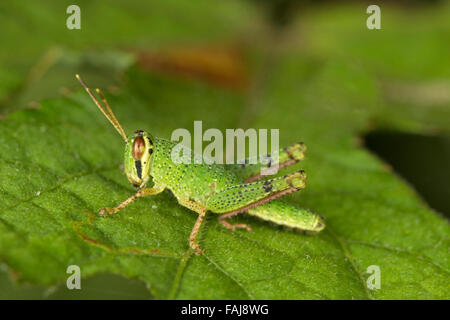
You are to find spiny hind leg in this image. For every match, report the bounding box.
[218,211,252,232]
[224,142,307,182]
[209,170,307,231]
[177,198,207,255]
[246,142,307,182]
[208,170,307,212]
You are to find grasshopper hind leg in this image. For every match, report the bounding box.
[218,211,252,232]
[224,141,307,182]
[210,170,307,232]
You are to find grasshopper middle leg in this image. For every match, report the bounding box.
[177,198,208,255]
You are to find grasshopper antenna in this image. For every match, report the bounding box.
[76,74,128,143]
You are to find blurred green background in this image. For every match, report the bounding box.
[0,0,448,299]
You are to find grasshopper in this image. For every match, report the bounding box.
[76,75,325,255]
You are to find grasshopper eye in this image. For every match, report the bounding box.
[132,136,146,160]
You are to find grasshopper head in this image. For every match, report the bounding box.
[124,130,155,188]
[75,75,155,189]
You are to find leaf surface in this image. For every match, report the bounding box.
[0,1,448,299]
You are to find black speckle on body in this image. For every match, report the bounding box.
[263,180,273,193]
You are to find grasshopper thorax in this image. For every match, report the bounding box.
[124,130,155,188]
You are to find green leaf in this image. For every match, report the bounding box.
[0,0,254,114]
[0,61,448,299]
[0,0,449,300]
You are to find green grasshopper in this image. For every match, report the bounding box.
[76,74,325,255]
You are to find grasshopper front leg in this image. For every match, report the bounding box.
[98,184,165,216]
